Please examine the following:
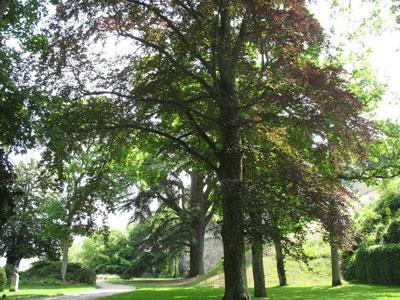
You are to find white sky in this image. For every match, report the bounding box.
[9,0,400,234]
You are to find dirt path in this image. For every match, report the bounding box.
[34,281,135,300]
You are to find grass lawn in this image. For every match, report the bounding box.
[100,284,400,300]
[2,283,97,299]
[100,256,400,299]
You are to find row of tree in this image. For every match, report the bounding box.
[1,1,400,299]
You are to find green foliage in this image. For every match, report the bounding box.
[77,230,132,276]
[302,236,331,259]
[0,160,60,266]
[75,222,183,279]
[384,219,400,244]
[22,260,96,285]
[355,179,400,246]
[0,267,6,292]
[343,244,400,285]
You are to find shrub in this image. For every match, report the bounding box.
[0,267,6,291]
[342,244,400,285]
[384,220,400,244]
[22,260,96,285]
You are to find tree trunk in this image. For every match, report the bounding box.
[251,239,266,297]
[61,239,70,282]
[217,2,250,297]
[188,170,206,278]
[273,238,287,287]
[189,222,205,277]
[6,251,21,269]
[330,233,342,286]
[220,140,250,300]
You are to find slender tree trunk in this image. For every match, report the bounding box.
[6,251,21,269]
[61,239,70,282]
[251,239,266,297]
[188,170,206,277]
[273,237,287,287]
[330,233,342,286]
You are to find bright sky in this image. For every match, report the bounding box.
[310,0,400,120]
[9,0,400,234]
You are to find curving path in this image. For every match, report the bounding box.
[34,281,135,300]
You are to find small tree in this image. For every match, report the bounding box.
[41,141,126,282]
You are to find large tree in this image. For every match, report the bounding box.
[41,1,371,298]
[0,160,59,268]
[124,168,217,277]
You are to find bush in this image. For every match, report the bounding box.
[384,220,400,244]
[0,267,6,291]
[22,260,96,285]
[342,244,400,285]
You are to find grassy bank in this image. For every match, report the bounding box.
[100,256,400,299]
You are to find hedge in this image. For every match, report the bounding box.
[343,244,400,285]
[0,267,6,291]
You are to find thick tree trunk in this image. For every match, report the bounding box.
[273,238,287,287]
[189,222,205,277]
[220,140,250,300]
[61,239,70,282]
[251,239,266,297]
[330,233,342,286]
[217,2,250,297]
[188,171,206,278]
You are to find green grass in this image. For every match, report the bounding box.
[100,256,400,300]
[100,285,400,300]
[2,283,97,299]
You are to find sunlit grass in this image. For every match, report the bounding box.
[100,257,400,299]
[2,283,97,299]
[101,284,400,300]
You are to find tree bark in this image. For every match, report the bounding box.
[6,251,21,269]
[188,170,206,277]
[220,137,250,300]
[217,2,250,297]
[189,222,205,277]
[273,237,287,287]
[61,239,71,282]
[251,239,266,297]
[330,233,342,286]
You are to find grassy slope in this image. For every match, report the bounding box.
[101,257,400,299]
[2,284,97,299]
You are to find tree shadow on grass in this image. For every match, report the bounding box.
[102,287,225,299]
[101,284,400,300]
[265,284,400,300]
